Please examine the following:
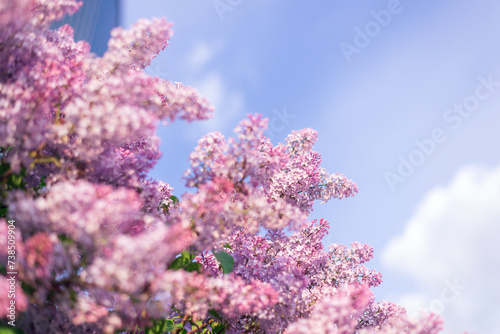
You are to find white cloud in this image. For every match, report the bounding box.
[197,71,224,108]
[186,40,222,72]
[382,164,500,334]
[186,71,245,138]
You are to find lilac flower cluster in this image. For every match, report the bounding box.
[269,128,359,214]
[0,1,465,333]
[194,219,384,332]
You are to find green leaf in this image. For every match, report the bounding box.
[168,250,201,272]
[21,282,36,296]
[0,206,6,219]
[9,174,23,188]
[181,250,191,259]
[156,319,167,333]
[185,262,202,273]
[223,243,233,250]
[213,250,234,274]
[57,234,74,245]
[168,255,190,270]
[164,319,184,332]
[193,320,204,329]
[212,323,226,334]
[170,195,179,204]
[69,288,78,303]
[0,326,25,334]
[208,309,222,320]
[164,319,177,332]
[0,162,10,175]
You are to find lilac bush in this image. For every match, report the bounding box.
[0,1,456,333]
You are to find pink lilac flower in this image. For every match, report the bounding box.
[357,311,444,334]
[327,242,383,288]
[150,270,278,328]
[269,128,358,214]
[285,284,374,334]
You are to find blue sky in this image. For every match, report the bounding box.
[121,1,500,333]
